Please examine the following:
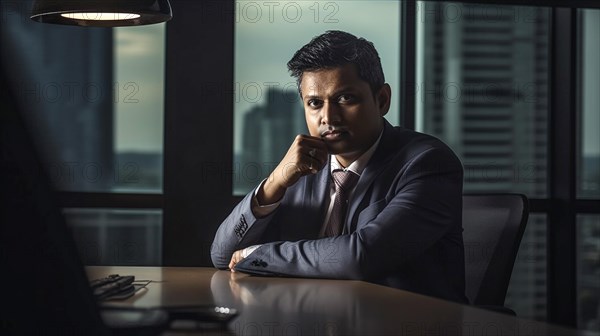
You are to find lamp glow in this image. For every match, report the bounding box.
[60,13,141,21]
[31,0,172,27]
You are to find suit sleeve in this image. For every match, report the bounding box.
[210,186,280,269]
[234,147,463,280]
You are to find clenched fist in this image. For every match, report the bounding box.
[257,135,328,205]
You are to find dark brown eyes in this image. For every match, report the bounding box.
[306,95,355,108]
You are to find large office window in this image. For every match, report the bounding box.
[233,0,401,195]
[416,2,551,320]
[0,1,165,266]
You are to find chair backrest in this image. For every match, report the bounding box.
[462,194,529,306]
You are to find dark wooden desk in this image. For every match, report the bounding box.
[87,266,585,336]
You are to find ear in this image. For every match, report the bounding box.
[376,84,391,117]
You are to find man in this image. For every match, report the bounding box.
[211,31,467,303]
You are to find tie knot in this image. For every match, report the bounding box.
[332,170,360,193]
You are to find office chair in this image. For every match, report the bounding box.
[462,194,529,315]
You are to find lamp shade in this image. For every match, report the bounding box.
[30,0,172,27]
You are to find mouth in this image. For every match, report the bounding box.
[321,129,348,140]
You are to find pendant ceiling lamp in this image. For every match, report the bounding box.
[30,0,172,27]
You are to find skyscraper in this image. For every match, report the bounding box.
[237,88,306,194]
[0,1,114,192]
[418,2,550,320]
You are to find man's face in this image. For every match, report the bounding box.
[300,63,390,166]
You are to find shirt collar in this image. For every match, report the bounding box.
[330,130,384,176]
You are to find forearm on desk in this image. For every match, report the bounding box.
[210,187,278,269]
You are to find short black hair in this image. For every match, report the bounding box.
[287,30,385,96]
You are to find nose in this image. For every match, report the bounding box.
[321,101,341,126]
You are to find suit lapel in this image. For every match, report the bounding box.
[344,121,396,233]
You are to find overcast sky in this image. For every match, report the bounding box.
[114,23,166,153]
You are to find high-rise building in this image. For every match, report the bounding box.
[237,88,306,194]
[0,1,113,192]
[418,2,550,320]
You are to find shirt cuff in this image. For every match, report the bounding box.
[251,179,281,218]
[242,245,261,258]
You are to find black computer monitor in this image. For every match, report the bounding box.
[0,66,108,335]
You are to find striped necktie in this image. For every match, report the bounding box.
[324,169,360,237]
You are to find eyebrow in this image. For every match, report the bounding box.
[302,86,357,100]
[303,94,321,101]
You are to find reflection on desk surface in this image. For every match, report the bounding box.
[210,271,582,336]
[88,267,587,336]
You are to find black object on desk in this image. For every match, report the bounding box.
[0,66,237,335]
[90,274,136,301]
[99,305,237,335]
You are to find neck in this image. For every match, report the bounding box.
[335,153,360,168]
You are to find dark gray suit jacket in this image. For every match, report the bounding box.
[211,121,468,303]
